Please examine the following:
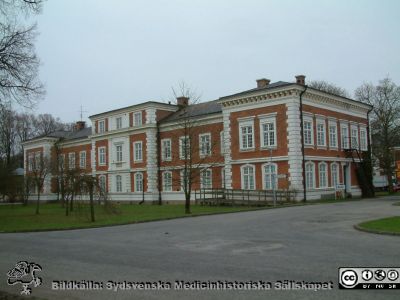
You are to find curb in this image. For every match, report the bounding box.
[353,224,400,236]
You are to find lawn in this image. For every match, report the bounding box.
[357,216,400,235]
[0,203,274,233]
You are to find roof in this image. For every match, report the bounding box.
[219,81,292,100]
[161,99,222,123]
[26,127,92,143]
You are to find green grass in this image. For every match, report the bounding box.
[0,203,278,233]
[357,216,400,235]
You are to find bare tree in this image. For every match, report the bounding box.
[0,104,17,166]
[0,0,45,107]
[308,80,350,98]
[34,114,65,135]
[28,151,50,214]
[166,83,219,214]
[355,77,400,191]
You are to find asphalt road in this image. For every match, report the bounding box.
[1,197,399,300]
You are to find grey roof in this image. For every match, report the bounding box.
[219,81,292,100]
[161,99,222,123]
[27,127,92,142]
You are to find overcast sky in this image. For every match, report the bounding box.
[33,0,400,124]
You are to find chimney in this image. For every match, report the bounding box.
[75,121,86,131]
[177,96,189,107]
[295,75,306,85]
[256,78,270,88]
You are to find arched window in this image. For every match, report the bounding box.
[305,162,315,189]
[135,172,143,192]
[116,175,122,192]
[200,169,212,189]
[318,162,328,188]
[263,163,277,190]
[162,171,172,191]
[331,163,339,187]
[241,165,255,190]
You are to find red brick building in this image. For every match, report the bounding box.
[23,75,372,201]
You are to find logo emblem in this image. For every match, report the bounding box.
[362,269,373,281]
[340,270,358,287]
[387,270,399,281]
[6,261,42,295]
[374,269,386,281]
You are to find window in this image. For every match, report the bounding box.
[180,169,189,191]
[68,153,75,169]
[200,169,212,189]
[98,147,106,166]
[303,119,313,145]
[116,175,122,192]
[329,123,338,148]
[305,162,315,189]
[331,163,339,187]
[116,117,122,129]
[220,131,225,154]
[28,153,34,171]
[263,163,277,190]
[99,120,105,133]
[134,141,143,162]
[360,128,367,151]
[135,172,143,192]
[134,112,142,126]
[221,168,225,188]
[239,121,254,150]
[318,163,327,188]
[316,121,326,147]
[179,136,190,159]
[351,126,359,149]
[161,139,172,161]
[199,133,211,157]
[79,151,86,168]
[99,175,106,193]
[116,145,123,162]
[341,125,349,149]
[162,171,172,191]
[260,119,276,147]
[241,165,255,190]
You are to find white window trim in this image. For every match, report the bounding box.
[221,167,225,188]
[161,138,172,161]
[115,144,123,163]
[133,141,143,162]
[359,127,368,151]
[116,116,122,130]
[259,117,277,148]
[79,151,86,169]
[305,162,315,190]
[134,112,142,126]
[318,162,328,188]
[98,120,105,133]
[330,162,339,187]
[340,123,349,149]
[179,136,190,159]
[199,133,211,158]
[303,117,314,146]
[115,175,122,193]
[350,125,359,149]
[162,171,173,192]
[316,120,326,148]
[200,168,212,189]
[134,172,143,192]
[240,164,255,190]
[98,147,106,166]
[68,152,75,170]
[328,122,338,149]
[261,163,278,190]
[239,120,255,151]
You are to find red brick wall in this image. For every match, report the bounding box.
[25,147,44,173]
[130,171,147,192]
[59,144,92,172]
[156,109,175,121]
[95,140,108,171]
[130,133,147,168]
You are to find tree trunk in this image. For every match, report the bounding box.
[89,185,95,222]
[70,192,74,212]
[65,197,69,216]
[185,192,191,214]
[35,189,40,215]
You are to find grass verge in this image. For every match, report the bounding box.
[355,216,400,236]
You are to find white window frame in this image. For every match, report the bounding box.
[331,163,339,187]
[116,175,122,193]
[241,164,255,190]
[199,133,211,157]
[116,117,122,130]
[98,120,105,133]
[98,147,106,166]
[220,131,225,154]
[28,153,34,171]
[161,139,172,161]
[305,162,315,189]
[98,175,107,193]
[162,171,172,191]
[200,169,212,189]
[318,162,328,188]
[68,152,75,170]
[134,172,143,192]
[341,124,349,149]
[316,120,326,147]
[328,122,338,149]
[115,144,123,162]
[360,127,367,151]
[351,125,359,149]
[133,141,143,162]
[262,163,278,190]
[260,117,277,148]
[79,151,86,169]
[179,136,190,159]
[303,118,314,146]
[134,112,142,126]
[239,120,254,150]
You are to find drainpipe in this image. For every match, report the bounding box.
[299,85,308,202]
